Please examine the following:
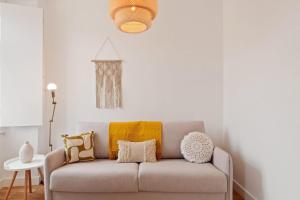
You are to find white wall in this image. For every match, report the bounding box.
[223,0,300,199]
[0,0,39,7]
[42,0,223,151]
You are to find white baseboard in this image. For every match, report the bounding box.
[234,179,258,200]
[0,176,40,189]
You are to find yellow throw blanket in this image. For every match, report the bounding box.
[109,121,162,160]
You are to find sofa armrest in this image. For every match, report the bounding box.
[212,147,233,200]
[44,148,65,200]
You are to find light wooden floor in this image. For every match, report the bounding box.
[0,185,44,200]
[0,185,244,200]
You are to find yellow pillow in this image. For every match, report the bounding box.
[61,131,95,164]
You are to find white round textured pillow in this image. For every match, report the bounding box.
[180,131,214,164]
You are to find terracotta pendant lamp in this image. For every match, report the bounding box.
[109,0,158,33]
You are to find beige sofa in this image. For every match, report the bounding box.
[44,121,233,200]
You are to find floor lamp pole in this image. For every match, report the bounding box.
[47,83,57,152]
[49,99,56,151]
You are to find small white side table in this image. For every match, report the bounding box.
[3,154,45,200]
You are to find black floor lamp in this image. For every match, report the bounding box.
[47,83,57,152]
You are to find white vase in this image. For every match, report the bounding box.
[19,141,34,163]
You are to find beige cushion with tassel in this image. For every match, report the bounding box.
[117,139,157,163]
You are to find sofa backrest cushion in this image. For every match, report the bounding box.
[77,121,205,159]
[77,122,109,159]
[161,121,205,158]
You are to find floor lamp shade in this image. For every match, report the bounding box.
[47,83,57,91]
[109,0,158,33]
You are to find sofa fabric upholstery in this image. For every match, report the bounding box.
[50,159,139,192]
[45,121,233,200]
[44,148,65,200]
[161,121,205,158]
[52,192,225,200]
[138,159,227,193]
[77,121,205,159]
[213,147,233,200]
[77,122,109,159]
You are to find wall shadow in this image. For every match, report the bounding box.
[223,130,264,200]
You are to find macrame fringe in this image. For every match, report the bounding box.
[95,61,122,109]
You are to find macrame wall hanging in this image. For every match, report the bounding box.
[91,37,122,109]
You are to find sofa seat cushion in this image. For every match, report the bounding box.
[138,159,227,193]
[50,159,138,192]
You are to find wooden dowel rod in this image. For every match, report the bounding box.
[91,59,122,62]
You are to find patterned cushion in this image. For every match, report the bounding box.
[180,132,214,164]
[62,131,95,164]
[117,139,157,163]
